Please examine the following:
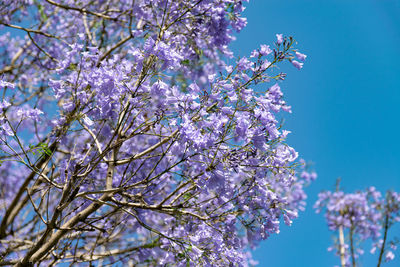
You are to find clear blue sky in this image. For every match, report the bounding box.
[231,0,400,266]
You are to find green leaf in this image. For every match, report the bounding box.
[67,63,78,71]
[34,0,48,22]
[38,142,52,156]
[194,47,203,56]
[180,59,190,66]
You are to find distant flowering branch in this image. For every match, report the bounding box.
[315,181,400,267]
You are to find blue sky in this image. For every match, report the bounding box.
[231,0,400,266]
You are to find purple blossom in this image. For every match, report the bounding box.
[386,250,395,261]
[0,100,10,109]
[16,107,43,121]
[292,60,303,70]
[276,33,284,45]
[1,123,13,136]
[237,57,253,71]
[300,171,317,182]
[0,80,15,89]
[81,115,94,126]
[260,44,273,56]
[296,51,307,61]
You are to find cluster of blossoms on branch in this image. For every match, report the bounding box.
[315,185,400,267]
[0,0,313,266]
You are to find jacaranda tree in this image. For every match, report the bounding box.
[0,0,313,266]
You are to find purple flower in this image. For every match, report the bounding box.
[295,52,307,61]
[0,100,10,109]
[250,50,259,58]
[143,37,155,54]
[260,44,272,56]
[82,115,94,126]
[276,34,284,45]
[292,60,303,70]
[237,57,252,71]
[16,107,43,121]
[300,171,317,182]
[1,123,13,136]
[385,250,395,262]
[0,80,15,89]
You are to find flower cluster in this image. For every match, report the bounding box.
[0,1,311,266]
[315,187,400,266]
